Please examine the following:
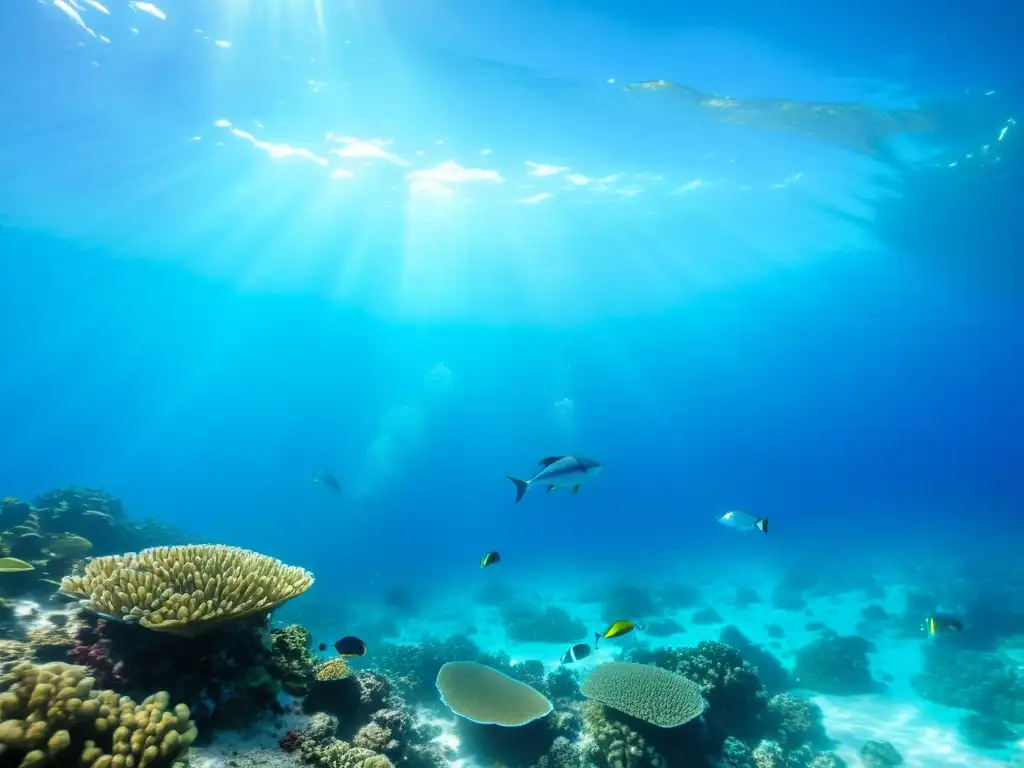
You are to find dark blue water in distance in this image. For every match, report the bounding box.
[0,0,1021,764]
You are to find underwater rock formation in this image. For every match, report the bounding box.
[600,585,659,624]
[910,642,1024,723]
[691,607,723,626]
[792,634,884,695]
[858,739,902,767]
[502,604,587,644]
[957,712,1019,748]
[0,661,196,768]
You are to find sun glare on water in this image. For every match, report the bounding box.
[22,0,1005,322]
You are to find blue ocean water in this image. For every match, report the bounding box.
[1,1,1022,766]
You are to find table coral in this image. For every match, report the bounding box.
[60,544,314,637]
[581,662,706,728]
[629,641,767,744]
[436,661,552,726]
[0,660,196,767]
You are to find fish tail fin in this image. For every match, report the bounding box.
[593,632,600,647]
[507,476,529,503]
[757,518,768,534]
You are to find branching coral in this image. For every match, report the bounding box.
[581,662,706,728]
[0,661,196,767]
[59,545,314,637]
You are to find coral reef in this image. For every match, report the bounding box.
[644,619,684,638]
[381,586,419,618]
[60,545,314,637]
[734,588,761,608]
[764,694,829,751]
[0,488,196,604]
[858,740,902,767]
[69,614,285,732]
[957,712,1019,748]
[502,604,587,644]
[580,662,706,728]
[601,585,658,624]
[436,661,552,726]
[290,670,447,768]
[911,642,1024,723]
[580,699,675,768]
[792,634,883,695]
[630,640,767,745]
[0,660,196,767]
[659,583,701,610]
[718,627,790,695]
[691,608,722,626]
[372,636,483,705]
[269,625,318,696]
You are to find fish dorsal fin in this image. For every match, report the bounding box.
[539,456,565,467]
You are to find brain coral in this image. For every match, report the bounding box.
[435,661,553,726]
[59,544,314,637]
[0,661,196,768]
[580,662,706,728]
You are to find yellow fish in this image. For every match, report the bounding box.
[595,620,635,647]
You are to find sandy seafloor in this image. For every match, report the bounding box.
[195,576,1024,768]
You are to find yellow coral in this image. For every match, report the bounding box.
[315,659,352,682]
[59,545,314,637]
[0,661,195,767]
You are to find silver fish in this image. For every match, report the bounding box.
[506,455,603,503]
[717,510,768,534]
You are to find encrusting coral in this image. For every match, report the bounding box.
[59,545,314,637]
[268,625,318,696]
[316,659,353,682]
[580,662,707,728]
[0,661,196,767]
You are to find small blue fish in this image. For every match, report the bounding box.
[506,455,603,503]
